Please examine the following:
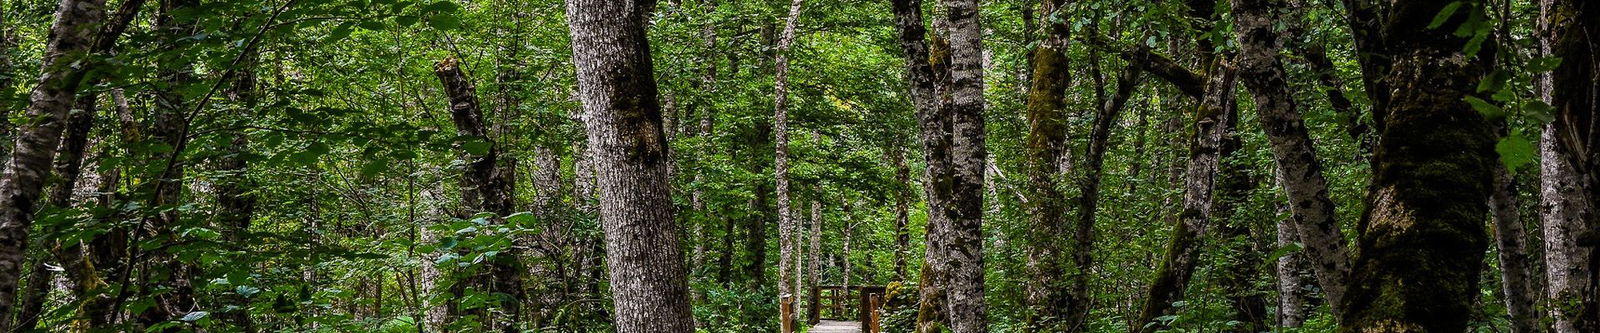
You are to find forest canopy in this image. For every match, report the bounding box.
[0,0,1597,332]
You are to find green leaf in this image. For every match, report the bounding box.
[429,13,462,31]
[1464,96,1504,119]
[358,20,387,31]
[326,22,355,43]
[1498,135,1537,172]
[461,137,491,155]
[1429,1,1464,29]
[1523,100,1557,123]
[1530,56,1564,73]
[181,311,209,322]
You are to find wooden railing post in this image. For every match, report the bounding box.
[781,295,795,333]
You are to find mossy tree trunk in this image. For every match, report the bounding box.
[1339,1,1498,331]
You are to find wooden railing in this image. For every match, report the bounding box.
[780,285,885,333]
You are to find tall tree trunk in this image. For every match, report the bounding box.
[1490,162,1538,333]
[808,199,822,324]
[1019,1,1073,329]
[888,0,958,330]
[433,58,526,332]
[772,1,805,330]
[1542,127,1595,333]
[1231,0,1352,314]
[563,0,697,330]
[214,47,260,332]
[1069,64,1140,331]
[1340,1,1498,331]
[0,0,108,329]
[936,1,988,331]
[1133,67,1238,333]
[1544,1,1600,329]
[1274,205,1313,328]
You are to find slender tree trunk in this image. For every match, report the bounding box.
[1133,67,1238,333]
[0,1,108,329]
[1340,2,1498,331]
[1274,205,1312,328]
[139,1,205,326]
[1068,64,1140,331]
[887,147,912,283]
[1489,161,1538,333]
[1232,0,1352,313]
[772,1,806,330]
[564,0,696,330]
[433,58,526,332]
[808,199,822,323]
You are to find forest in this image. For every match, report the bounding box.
[0,0,1598,332]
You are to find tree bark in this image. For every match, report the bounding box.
[1231,0,1352,314]
[1340,2,1498,331]
[0,1,108,329]
[936,1,988,331]
[563,0,697,330]
[1274,205,1313,328]
[1019,1,1072,329]
[1542,127,1595,333]
[1544,2,1600,329]
[888,0,958,330]
[1490,161,1538,333]
[433,58,526,332]
[891,145,912,281]
[772,0,805,330]
[808,199,822,324]
[1133,66,1238,333]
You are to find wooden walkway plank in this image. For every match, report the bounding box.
[808,320,862,333]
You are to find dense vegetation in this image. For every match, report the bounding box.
[0,0,1597,332]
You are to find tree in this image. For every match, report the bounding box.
[0,1,108,330]
[1339,1,1499,331]
[563,0,696,330]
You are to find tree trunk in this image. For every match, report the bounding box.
[1232,0,1352,314]
[936,1,988,331]
[772,0,805,330]
[433,58,526,332]
[1133,67,1238,333]
[1544,1,1600,329]
[563,0,697,330]
[1019,2,1073,329]
[1340,2,1498,331]
[1542,126,1595,333]
[888,0,959,330]
[1489,161,1538,333]
[1274,205,1313,328]
[0,1,108,329]
[808,199,822,324]
[892,145,912,281]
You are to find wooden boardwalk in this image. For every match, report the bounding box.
[809,320,863,333]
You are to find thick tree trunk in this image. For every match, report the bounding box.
[1231,0,1352,314]
[563,0,697,330]
[1340,2,1498,331]
[1133,67,1238,333]
[433,58,526,332]
[1544,2,1600,329]
[937,1,988,331]
[0,1,108,329]
[772,1,805,330]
